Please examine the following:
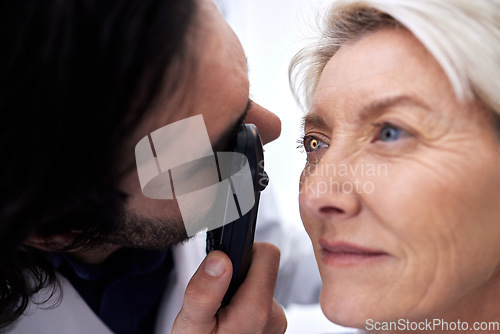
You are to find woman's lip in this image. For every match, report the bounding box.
[319,239,386,255]
[319,239,389,266]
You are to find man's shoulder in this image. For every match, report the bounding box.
[6,236,207,334]
[4,274,113,334]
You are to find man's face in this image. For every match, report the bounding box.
[113,0,281,250]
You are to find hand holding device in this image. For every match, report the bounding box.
[172,243,286,334]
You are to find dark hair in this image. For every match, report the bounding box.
[0,0,196,327]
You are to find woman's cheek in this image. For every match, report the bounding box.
[299,193,314,235]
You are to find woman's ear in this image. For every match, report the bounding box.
[23,233,78,251]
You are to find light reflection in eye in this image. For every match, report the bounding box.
[303,135,328,153]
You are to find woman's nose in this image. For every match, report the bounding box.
[298,161,362,222]
[243,100,281,145]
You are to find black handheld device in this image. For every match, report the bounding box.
[206,123,268,307]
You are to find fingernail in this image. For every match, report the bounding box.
[204,255,226,277]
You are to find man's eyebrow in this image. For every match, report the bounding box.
[212,99,251,151]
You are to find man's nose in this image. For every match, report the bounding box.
[243,101,281,145]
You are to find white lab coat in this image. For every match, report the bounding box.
[5,235,206,334]
[4,189,322,334]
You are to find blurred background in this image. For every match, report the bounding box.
[214,1,356,333]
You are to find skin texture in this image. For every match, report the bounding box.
[299,28,500,333]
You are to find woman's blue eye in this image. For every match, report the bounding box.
[378,124,404,142]
[304,136,328,152]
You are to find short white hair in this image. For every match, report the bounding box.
[290,0,500,116]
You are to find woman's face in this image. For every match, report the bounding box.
[299,28,500,327]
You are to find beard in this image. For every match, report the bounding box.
[60,208,191,265]
[102,211,190,250]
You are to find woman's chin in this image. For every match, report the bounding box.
[318,285,415,330]
[319,288,373,329]
[319,283,451,332]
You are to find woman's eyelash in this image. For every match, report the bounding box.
[296,136,306,153]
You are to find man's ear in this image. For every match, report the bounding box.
[24,233,78,252]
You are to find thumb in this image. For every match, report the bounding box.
[172,251,233,334]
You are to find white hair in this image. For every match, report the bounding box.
[290,0,500,116]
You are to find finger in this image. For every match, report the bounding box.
[265,300,287,334]
[172,250,233,334]
[220,242,281,330]
[232,242,281,307]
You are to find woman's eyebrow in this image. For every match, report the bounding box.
[302,95,430,130]
[358,94,431,121]
[302,112,328,131]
